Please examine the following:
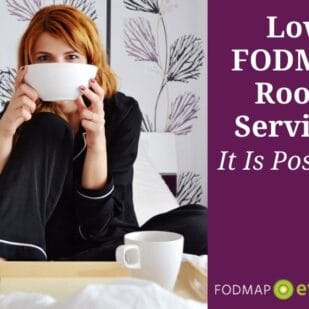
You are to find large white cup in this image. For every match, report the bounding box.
[24,63,98,101]
[116,231,184,290]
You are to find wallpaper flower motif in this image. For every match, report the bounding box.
[165,92,200,135]
[62,0,97,20]
[167,35,204,83]
[5,0,97,21]
[0,68,16,113]
[177,172,203,206]
[124,17,159,62]
[124,0,204,133]
[123,0,160,14]
[5,0,42,21]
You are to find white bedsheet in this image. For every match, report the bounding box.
[0,279,206,309]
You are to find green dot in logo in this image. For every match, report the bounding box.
[273,279,294,300]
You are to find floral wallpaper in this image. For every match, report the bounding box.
[0,68,16,113]
[123,0,203,134]
[6,0,97,20]
[0,0,206,206]
[121,0,205,205]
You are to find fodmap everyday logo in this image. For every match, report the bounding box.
[214,279,309,300]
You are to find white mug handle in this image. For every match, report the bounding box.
[116,244,141,269]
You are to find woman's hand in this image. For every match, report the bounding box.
[0,66,38,138]
[76,78,106,150]
[76,79,108,189]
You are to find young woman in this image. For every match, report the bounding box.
[0,5,207,260]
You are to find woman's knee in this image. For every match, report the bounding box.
[24,112,72,138]
[141,204,208,255]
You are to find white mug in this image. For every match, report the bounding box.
[116,231,184,290]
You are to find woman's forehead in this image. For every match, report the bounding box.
[33,32,74,52]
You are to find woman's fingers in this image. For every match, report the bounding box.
[89,78,105,99]
[0,67,38,136]
[11,106,32,122]
[75,95,84,108]
[14,83,39,102]
[80,108,103,122]
[5,96,34,133]
[18,107,32,122]
[81,119,97,132]
[76,80,105,137]
[79,79,104,114]
[81,118,105,135]
[14,66,27,89]
[6,107,32,134]
[14,95,37,113]
[79,86,101,113]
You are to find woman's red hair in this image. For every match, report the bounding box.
[18,4,117,99]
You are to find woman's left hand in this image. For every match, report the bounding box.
[76,78,106,151]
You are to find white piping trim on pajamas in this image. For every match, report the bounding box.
[0,239,47,259]
[73,132,87,160]
[77,185,114,200]
[78,225,88,240]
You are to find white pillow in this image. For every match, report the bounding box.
[133,140,179,226]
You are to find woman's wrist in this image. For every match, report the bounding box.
[0,119,14,140]
[86,133,106,152]
[82,150,108,189]
[0,125,14,174]
[86,143,106,155]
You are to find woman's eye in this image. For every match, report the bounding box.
[37,55,49,62]
[68,54,79,60]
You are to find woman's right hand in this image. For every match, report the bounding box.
[0,66,38,138]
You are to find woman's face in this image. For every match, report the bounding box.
[31,32,87,111]
[32,32,87,64]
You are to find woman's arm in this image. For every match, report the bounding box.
[82,135,108,189]
[0,131,13,173]
[76,79,107,190]
[74,93,142,242]
[0,67,38,173]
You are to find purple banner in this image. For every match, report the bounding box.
[209,0,309,308]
